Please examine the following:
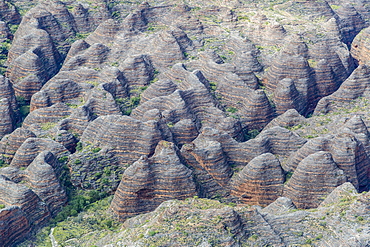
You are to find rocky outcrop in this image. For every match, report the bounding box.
[0,128,36,164]
[283,151,346,209]
[0,175,50,225]
[23,151,67,216]
[273,78,307,115]
[10,138,69,169]
[263,109,306,130]
[285,131,370,191]
[80,115,162,165]
[0,98,13,138]
[231,153,284,206]
[314,64,370,114]
[351,26,370,64]
[0,206,30,247]
[110,141,196,221]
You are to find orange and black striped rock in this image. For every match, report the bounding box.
[98,67,129,99]
[352,26,370,64]
[54,130,77,153]
[171,119,198,146]
[121,5,149,33]
[22,151,67,216]
[30,79,82,111]
[140,79,178,103]
[263,51,316,111]
[0,128,36,164]
[111,141,196,221]
[334,3,365,44]
[216,75,274,129]
[148,30,188,68]
[263,109,306,130]
[84,88,121,117]
[285,132,370,191]
[131,90,192,125]
[0,75,17,110]
[0,98,13,139]
[81,115,162,165]
[0,206,30,247]
[192,126,306,171]
[0,0,21,25]
[283,151,346,209]
[119,54,154,93]
[331,132,370,192]
[309,40,353,96]
[226,36,263,74]
[0,175,50,225]
[58,106,95,136]
[314,64,370,114]
[273,78,307,115]
[341,115,370,152]
[63,39,90,65]
[22,103,72,132]
[181,138,232,198]
[10,138,70,169]
[85,19,121,45]
[231,153,284,206]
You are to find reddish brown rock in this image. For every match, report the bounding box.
[0,175,50,225]
[263,109,306,130]
[231,153,284,206]
[273,78,307,115]
[0,128,36,164]
[181,138,231,198]
[0,98,13,138]
[80,115,162,165]
[283,151,346,209]
[0,206,30,247]
[352,26,370,64]
[10,138,69,169]
[110,141,196,221]
[23,151,67,216]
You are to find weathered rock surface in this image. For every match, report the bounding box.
[111,141,196,221]
[231,153,284,206]
[284,151,347,209]
[0,206,30,247]
[81,115,161,165]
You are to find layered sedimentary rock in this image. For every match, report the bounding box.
[10,138,69,169]
[23,151,67,216]
[0,75,17,110]
[285,132,370,191]
[351,26,370,64]
[231,153,284,206]
[0,175,50,225]
[181,138,231,198]
[0,98,13,138]
[273,78,306,115]
[111,141,196,221]
[0,206,30,247]
[263,109,306,130]
[314,64,370,114]
[0,128,36,164]
[80,115,162,165]
[284,151,346,209]
[22,103,72,132]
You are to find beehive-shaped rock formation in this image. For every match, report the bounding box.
[283,151,346,208]
[81,115,162,165]
[0,206,30,247]
[10,138,69,169]
[111,141,196,221]
[231,153,284,206]
[0,175,50,225]
[0,128,36,164]
[23,151,67,216]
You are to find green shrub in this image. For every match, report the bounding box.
[0,204,5,209]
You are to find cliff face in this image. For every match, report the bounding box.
[1,0,370,246]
